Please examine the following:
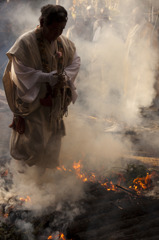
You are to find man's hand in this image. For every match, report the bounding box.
[49,74,59,87]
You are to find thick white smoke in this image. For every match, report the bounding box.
[1,0,159,215]
[60,0,159,172]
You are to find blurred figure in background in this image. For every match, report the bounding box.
[93,6,111,42]
[85,5,96,41]
[126,6,159,56]
[124,6,159,108]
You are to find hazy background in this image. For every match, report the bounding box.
[0,1,159,229]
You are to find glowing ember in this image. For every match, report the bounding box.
[73,160,92,182]
[129,173,153,192]
[57,165,67,171]
[19,196,31,202]
[101,180,117,191]
[57,160,155,194]
[72,161,117,191]
[48,233,67,240]
[59,233,66,240]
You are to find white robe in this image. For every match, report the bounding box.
[11,50,80,104]
[3,28,81,168]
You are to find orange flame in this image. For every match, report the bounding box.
[73,161,92,182]
[19,196,31,202]
[57,165,67,171]
[130,173,153,192]
[59,233,66,240]
[73,161,117,191]
[56,160,122,192]
[101,180,117,191]
[48,233,67,240]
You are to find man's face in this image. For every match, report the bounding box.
[43,21,67,42]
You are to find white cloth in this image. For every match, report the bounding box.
[11,51,80,103]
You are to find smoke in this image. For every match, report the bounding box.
[1,0,159,221]
[1,1,134,168]
[9,159,85,212]
[73,3,157,124]
[151,0,159,9]
[0,159,84,239]
[60,110,132,172]
[60,0,159,172]
[15,219,34,240]
[0,0,73,38]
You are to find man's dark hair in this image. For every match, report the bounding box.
[39,4,68,26]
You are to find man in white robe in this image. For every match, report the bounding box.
[3,4,81,170]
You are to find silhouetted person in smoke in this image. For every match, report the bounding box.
[93,7,111,42]
[85,5,96,41]
[126,6,159,55]
[124,6,159,107]
[3,4,80,173]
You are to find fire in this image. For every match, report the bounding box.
[48,236,53,240]
[59,233,66,240]
[73,161,117,191]
[57,160,155,194]
[19,196,31,202]
[47,233,67,240]
[73,161,88,182]
[101,180,117,191]
[129,173,153,192]
[57,165,67,171]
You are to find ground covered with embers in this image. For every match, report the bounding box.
[1,101,159,239]
[1,163,159,240]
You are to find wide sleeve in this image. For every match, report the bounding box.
[11,57,58,103]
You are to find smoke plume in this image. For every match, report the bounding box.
[0,0,159,217]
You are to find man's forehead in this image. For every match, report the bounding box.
[50,21,66,28]
[46,22,66,32]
